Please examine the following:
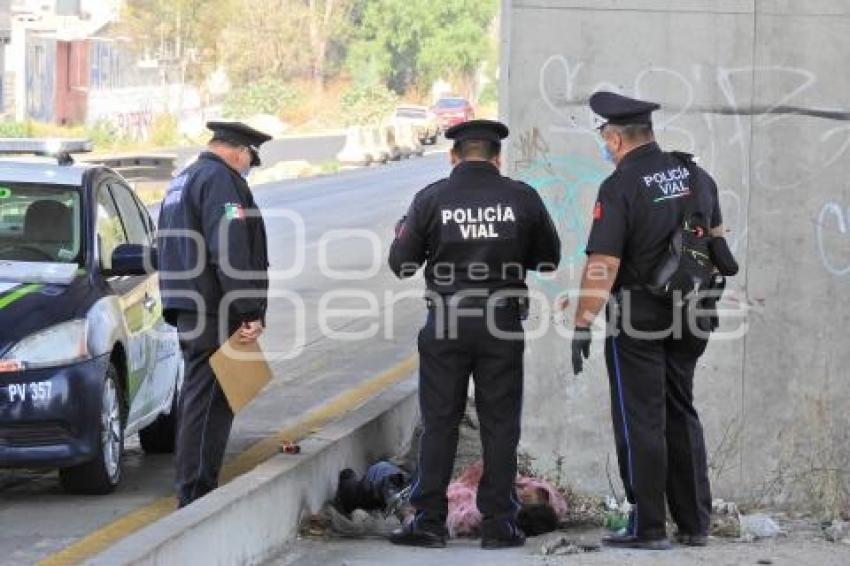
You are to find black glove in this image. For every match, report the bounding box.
[571,326,592,375]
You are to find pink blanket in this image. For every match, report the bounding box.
[445,461,568,538]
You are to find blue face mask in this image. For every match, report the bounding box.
[598,140,615,164]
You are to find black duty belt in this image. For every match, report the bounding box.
[424,295,526,309]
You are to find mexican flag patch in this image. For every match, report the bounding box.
[224,202,245,220]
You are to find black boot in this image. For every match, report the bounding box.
[675,532,708,547]
[389,521,446,548]
[481,519,526,550]
[602,510,672,550]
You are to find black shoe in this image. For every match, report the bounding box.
[389,523,446,548]
[481,521,526,550]
[675,533,708,546]
[601,533,672,550]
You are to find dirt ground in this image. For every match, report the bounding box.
[287,404,850,565]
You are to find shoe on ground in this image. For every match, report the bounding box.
[389,522,446,548]
[675,532,708,546]
[601,533,672,550]
[481,520,526,550]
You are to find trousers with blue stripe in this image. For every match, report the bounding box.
[605,293,713,540]
[410,304,524,532]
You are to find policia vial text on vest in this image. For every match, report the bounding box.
[388,119,561,550]
[571,92,739,551]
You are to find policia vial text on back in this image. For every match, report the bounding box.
[388,119,561,550]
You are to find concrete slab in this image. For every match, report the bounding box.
[275,528,850,566]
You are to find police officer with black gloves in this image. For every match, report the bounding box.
[571,92,735,550]
[388,119,561,550]
[157,121,271,507]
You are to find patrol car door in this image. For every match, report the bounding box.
[95,181,150,427]
[109,180,179,425]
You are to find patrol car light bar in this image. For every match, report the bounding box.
[0,138,93,165]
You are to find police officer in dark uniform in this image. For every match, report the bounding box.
[388,120,561,549]
[571,92,729,549]
[157,121,271,507]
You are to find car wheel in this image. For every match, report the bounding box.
[139,373,180,454]
[59,362,124,494]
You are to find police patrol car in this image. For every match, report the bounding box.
[0,139,182,494]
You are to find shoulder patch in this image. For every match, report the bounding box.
[224,202,245,220]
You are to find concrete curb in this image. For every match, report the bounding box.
[88,377,419,566]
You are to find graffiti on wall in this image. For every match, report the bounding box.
[516,55,850,281]
[816,202,850,277]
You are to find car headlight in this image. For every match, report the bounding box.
[1,320,90,371]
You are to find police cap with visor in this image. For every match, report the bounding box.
[590,91,660,127]
[445,119,510,144]
[206,121,272,167]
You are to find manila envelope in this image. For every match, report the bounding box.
[209,333,272,414]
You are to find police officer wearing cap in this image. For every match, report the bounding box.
[571,92,728,549]
[388,120,561,549]
[157,121,272,507]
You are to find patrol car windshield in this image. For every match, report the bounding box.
[0,183,82,263]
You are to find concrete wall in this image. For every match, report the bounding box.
[501,0,850,509]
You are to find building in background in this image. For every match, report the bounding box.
[0,1,11,115]
[1,0,203,140]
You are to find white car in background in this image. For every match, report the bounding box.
[394,105,440,145]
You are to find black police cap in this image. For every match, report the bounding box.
[207,121,272,166]
[589,91,660,127]
[445,119,509,144]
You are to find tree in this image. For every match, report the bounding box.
[120,0,233,87]
[218,0,353,91]
[347,0,498,97]
[219,0,311,83]
[307,0,356,93]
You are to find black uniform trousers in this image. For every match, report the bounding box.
[174,312,238,508]
[410,302,525,532]
[605,291,712,540]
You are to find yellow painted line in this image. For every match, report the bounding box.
[40,354,418,566]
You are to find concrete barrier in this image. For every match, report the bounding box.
[88,378,418,566]
[336,126,372,166]
[368,126,391,164]
[394,121,424,158]
[384,124,406,161]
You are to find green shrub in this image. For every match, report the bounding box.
[84,119,125,150]
[0,120,31,138]
[150,113,180,147]
[223,78,301,118]
[340,84,398,126]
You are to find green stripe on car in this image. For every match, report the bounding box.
[0,283,44,310]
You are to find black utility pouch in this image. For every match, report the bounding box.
[645,154,715,301]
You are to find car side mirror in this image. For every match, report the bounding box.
[109,244,158,276]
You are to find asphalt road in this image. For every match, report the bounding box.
[0,151,449,564]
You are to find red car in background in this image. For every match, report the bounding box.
[431,97,475,130]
